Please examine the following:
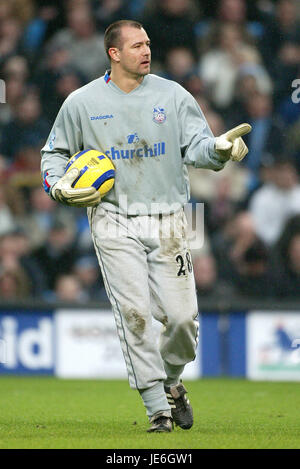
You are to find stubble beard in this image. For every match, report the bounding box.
[123,62,151,80]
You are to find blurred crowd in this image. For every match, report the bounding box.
[0,0,299,303]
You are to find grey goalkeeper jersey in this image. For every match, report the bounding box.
[41,71,225,215]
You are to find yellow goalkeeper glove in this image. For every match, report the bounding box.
[215,123,252,162]
[51,168,101,207]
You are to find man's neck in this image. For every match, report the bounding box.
[110,68,145,94]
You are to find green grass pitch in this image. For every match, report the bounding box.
[0,377,299,449]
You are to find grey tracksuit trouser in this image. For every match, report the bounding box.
[88,206,199,390]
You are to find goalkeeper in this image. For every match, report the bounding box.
[41,20,251,433]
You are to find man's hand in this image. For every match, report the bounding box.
[215,123,252,162]
[51,168,101,207]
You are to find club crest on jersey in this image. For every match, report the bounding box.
[153,107,166,124]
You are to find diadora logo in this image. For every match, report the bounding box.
[90,114,114,120]
[153,107,166,124]
[127,133,139,144]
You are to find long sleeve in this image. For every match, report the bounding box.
[176,85,225,171]
[40,95,83,193]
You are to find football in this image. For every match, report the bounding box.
[65,149,115,197]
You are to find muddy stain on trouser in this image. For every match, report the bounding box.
[88,206,199,390]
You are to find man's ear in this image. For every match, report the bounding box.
[109,47,120,62]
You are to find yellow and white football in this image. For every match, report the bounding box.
[65,149,115,197]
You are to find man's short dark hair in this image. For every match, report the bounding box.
[104,20,143,60]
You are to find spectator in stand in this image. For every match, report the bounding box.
[51,274,88,303]
[46,3,108,81]
[129,0,148,19]
[0,155,8,185]
[0,267,30,300]
[193,253,233,296]
[232,238,274,297]
[210,209,274,297]
[54,66,84,101]
[256,152,278,188]
[242,92,285,191]
[211,211,258,282]
[73,255,107,301]
[0,155,27,218]
[182,72,204,97]
[16,186,71,249]
[8,227,47,296]
[199,23,270,110]
[218,0,248,25]
[75,209,96,254]
[34,43,74,121]
[259,0,300,105]
[197,0,264,44]
[273,215,300,298]
[32,218,78,290]
[41,65,85,122]
[0,0,34,26]
[249,158,300,246]
[0,186,16,236]
[160,46,204,96]
[11,143,42,175]
[0,229,46,297]
[205,173,241,235]
[21,2,65,57]
[2,55,29,82]
[162,46,198,87]
[0,16,23,67]
[228,63,272,125]
[0,56,29,127]
[0,0,14,22]
[93,0,131,31]
[143,0,199,65]
[0,90,50,161]
[260,0,300,73]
